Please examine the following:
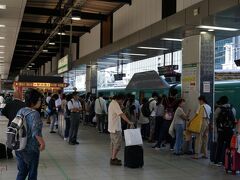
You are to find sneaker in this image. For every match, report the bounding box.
[69,142,75,145]
[74,141,80,145]
[64,138,68,141]
[155,147,161,150]
[50,131,56,134]
[115,158,122,163]
[110,159,122,166]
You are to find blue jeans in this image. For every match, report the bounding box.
[16,151,40,180]
[174,124,184,154]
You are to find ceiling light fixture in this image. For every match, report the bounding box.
[120,53,147,56]
[0,52,4,54]
[107,58,130,61]
[0,37,5,40]
[49,42,55,45]
[0,25,5,28]
[43,49,48,53]
[197,25,239,31]
[0,57,4,59]
[28,65,32,68]
[57,32,66,35]
[208,29,214,32]
[31,63,35,65]
[162,38,183,42]
[0,45,5,48]
[200,31,207,34]
[138,47,168,50]
[0,5,6,9]
[97,62,116,65]
[71,17,81,21]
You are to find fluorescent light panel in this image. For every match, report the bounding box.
[43,50,48,52]
[97,62,116,65]
[72,17,81,21]
[49,42,55,45]
[138,47,168,50]
[0,52,4,54]
[57,32,66,35]
[162,38,183,42]
[197,25,239,31]
[0,5,6,9]
[0,57,4,58]
[0,25,5,28]
[107,58,130,61]
[0,37,5,40]
[120,53,147,56]
[0,45,5,48]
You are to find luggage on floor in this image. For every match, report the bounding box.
[124,145,144,168]
[225,148,240,174]
[0,143,7,159]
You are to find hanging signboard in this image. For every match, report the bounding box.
[58,55,68,74]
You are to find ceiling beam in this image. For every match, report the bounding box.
[18,32,79,43]
[21,21,90,32]
[15,46,59,51]
[98,0,132,4]
[24,7,108,21]
[16,40,72,46]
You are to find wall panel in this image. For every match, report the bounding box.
[79,24,100,58]
[113,0,162,42]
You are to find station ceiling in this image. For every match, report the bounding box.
[9,0,131,78]
[98,5,240,69]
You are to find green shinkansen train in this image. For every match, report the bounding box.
[98,80,240,118]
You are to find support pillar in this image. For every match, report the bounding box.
[86,65,97,95]
[182,32,215,116]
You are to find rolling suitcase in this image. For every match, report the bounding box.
[225,148,240,175]
[124,145,144,168]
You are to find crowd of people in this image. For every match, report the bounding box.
[0,88,239,178]
[41,89,239,166]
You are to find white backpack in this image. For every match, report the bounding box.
[6,108,34,151]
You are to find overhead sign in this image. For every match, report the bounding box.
[58,55,68,74]
[158,65,178,76]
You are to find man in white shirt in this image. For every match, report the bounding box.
[193,95,212,159]
[68,92,82,145]
[108,94,133,166]
[46,92,52,105]
[148,92,158,142]
[95,93,107,133]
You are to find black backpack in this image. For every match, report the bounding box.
[216,106,235,130]
[141,99,154,117]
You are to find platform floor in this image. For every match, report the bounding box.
[0,119,239,180]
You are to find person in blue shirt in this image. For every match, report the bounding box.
[15,88,45,180]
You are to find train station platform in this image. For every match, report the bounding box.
[0,117,239,180]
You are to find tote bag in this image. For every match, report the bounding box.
[124,128,143,146]
[168,119,175,138]
[187,106,204,134]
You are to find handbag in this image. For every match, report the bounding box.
[187,105,205,133]
[124,128,143,146]
[168,119,175,138]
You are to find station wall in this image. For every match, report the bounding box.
[79,24,101,58]
[177,0,203,12]
[113,0,162,42]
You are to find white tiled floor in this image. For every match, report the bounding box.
[0,119,240,180]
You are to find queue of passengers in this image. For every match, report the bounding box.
[43,90,239,166]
